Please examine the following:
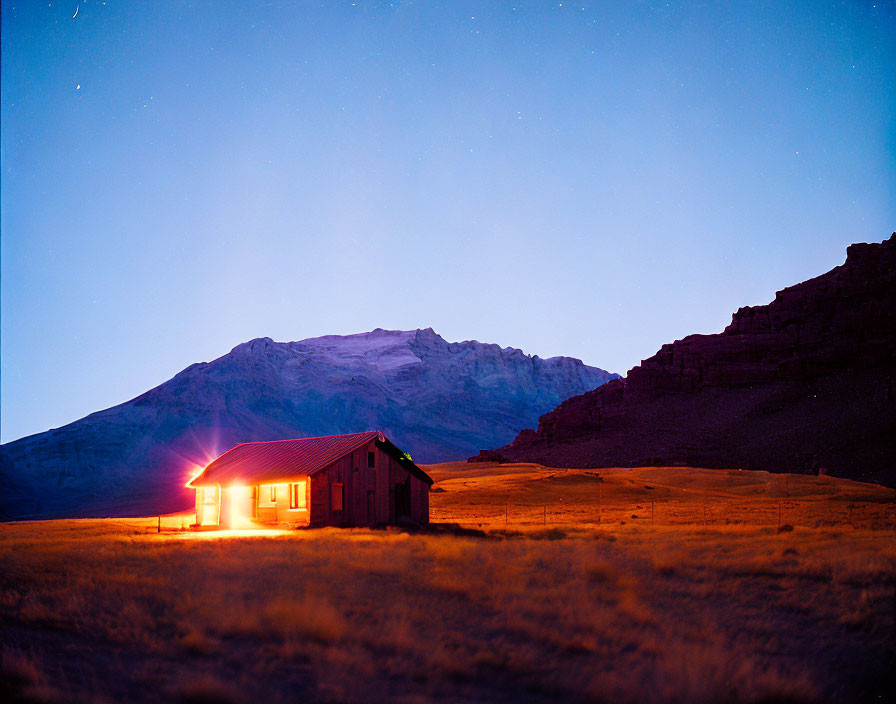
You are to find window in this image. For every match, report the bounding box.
[258,484,279,507]
[368,451,376,468]
[331,482,344,511]
[289,482,306,510]
[197,487,219,526]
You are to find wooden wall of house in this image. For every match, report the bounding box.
[411,471,429,525]
[309,440,430,527]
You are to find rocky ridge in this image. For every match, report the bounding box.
[473,234,896,486]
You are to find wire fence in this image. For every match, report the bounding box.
[431,499,896,531]
[137,514,194,533]
[137,500,896,533]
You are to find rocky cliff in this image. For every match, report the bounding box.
[473,234,896,486]
[0,328,617,519]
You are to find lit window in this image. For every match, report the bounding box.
[290,482,306,510]
[197,487,219,526]
[331,482,344,511]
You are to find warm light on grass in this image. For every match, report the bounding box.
[2,517,893,703]
[4,465,892,702]
[178,528,294,539]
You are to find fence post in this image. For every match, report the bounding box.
[157,516,161,533]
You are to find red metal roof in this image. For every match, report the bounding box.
[188,431,385,487]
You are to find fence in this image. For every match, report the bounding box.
[137,500,896,533]
[133,514,194,533]
[431,499,896,532]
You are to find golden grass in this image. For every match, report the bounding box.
[1,464,894,703]
[426,462,896,531]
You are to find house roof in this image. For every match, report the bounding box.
[187,431,433,487]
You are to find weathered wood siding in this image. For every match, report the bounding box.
[412,471,429,525]
[309,441,430,527]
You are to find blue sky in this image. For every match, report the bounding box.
[2,0,894,443]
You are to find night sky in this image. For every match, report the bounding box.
[2,1,894,443]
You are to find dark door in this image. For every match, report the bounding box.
[395,477,411,520]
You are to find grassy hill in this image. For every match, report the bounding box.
[427,462,895,530]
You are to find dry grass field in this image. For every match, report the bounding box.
[2,464,894,704]
[427,462,896,530]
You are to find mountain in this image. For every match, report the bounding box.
[0,328,617,519]
[473,234,896,487]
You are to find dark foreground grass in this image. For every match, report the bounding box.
[1,518,894,703]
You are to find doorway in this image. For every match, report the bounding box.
[367,490,376,525]
[395,477,411,520]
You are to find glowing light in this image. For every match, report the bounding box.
[226,485,254,529]
[184,464,206,488]
[177,529,293,540]
[197,486,220,526]
[259,483,290,506]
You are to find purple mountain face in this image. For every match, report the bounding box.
[473,235,896,487]
[0,328,617,519]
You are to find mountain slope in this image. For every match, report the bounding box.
[473,235,896,487]
[0,328,617,519]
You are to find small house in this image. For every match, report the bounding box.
[186,431,432,529]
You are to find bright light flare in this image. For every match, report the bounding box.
[184,464,207,488]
